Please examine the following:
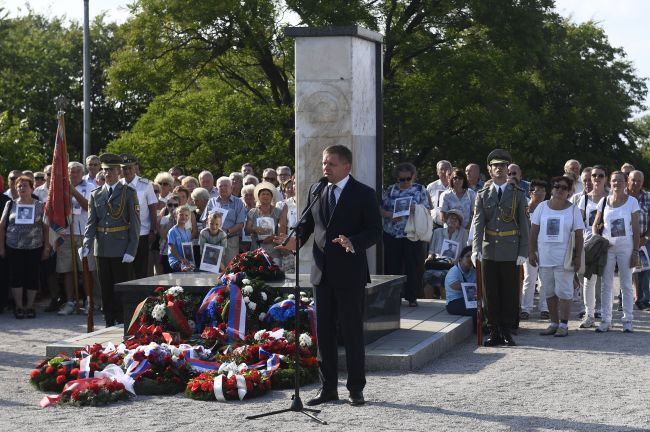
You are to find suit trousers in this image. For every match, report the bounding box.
[96,256,134,326]
[133,235,150,280]
[481,259,519,328]
[314,275,366,393]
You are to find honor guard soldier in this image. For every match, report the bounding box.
[471,149,529,346]
[82,153,140,326]
[120,154,159,279]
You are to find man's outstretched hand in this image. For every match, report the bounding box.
[332,235,355,253]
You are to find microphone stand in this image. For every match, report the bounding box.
[247,183,327,425]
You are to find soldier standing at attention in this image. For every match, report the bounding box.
[120,154,159,279]
[82,153,140,327]
[472,149,528,346]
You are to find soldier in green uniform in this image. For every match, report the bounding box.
[471,149,528,346]
[82,153,140,326]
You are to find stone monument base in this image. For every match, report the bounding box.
[115,273,404,344]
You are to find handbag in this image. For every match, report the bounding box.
[564,204,586,274]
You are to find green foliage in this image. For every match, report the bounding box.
[0,112,45,172]
[106,77,292,178]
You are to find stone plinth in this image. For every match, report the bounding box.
[115,273,403,344]
[286,25,383,275]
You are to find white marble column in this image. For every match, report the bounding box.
[286,26,383,275]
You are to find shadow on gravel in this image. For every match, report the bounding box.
[0,398,32,408]
[0,351,43,369]
[369,402,650,432]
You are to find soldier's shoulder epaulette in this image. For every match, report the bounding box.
[137,177,150,184]
[125,184,137,192]
[478,184,490,193]
[91,186,102,193]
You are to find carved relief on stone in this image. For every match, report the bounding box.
[296,82,350,137]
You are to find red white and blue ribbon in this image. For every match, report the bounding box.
[187,358,221,373]
[227,283,245,341]
[78,354,91,379]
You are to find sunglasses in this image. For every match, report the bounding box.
[159,182,171,186]
[167,203,179,208]
[398,177,412,182]
[263,177,276,181]
[35,176,45,181]
[552,183,569,191]
[507,172,518,177]
[591,173,605,178]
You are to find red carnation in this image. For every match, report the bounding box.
[69,368,80,378]
[154,286,165,293]
[57,368,67,376]
[30,370,40,379]
[71,389,81,401]
[89,383,100,393]
[45,366,55,374]
[99,353,109,363]
[201,381,211,392]
[56,375,66,385]
[191,381,201,392]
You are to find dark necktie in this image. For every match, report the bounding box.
[497,186,502,202]
[328,184,337,221]
[108,186,113,198]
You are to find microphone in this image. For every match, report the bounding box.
[311,176,329,197]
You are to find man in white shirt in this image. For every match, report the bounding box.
[199,170,219,198]
[120,154,159,279]
[83,155,101,189]
[426,160,451,226]
[34,165,51,202]
[56,162,97,315]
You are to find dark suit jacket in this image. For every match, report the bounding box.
[299,175,381,287]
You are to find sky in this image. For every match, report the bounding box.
[1,0,648,115]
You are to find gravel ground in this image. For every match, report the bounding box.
[1,294,649,432]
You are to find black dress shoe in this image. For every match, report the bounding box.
[306,389,339,406]
[348,390,365,406]
[501,329,517,346]
[483,329,503,347]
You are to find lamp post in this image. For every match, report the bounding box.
[83,0,91,161]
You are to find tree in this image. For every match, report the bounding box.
[0,10,128,174]
[0,112,45,172]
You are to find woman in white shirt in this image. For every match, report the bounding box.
[576,164,608,328]
[592,171,640,333]
[529,176,584,337]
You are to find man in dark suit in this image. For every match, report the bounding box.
[277,145,381,407]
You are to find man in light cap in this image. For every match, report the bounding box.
[83,153,140,326]
[472,149,528,346]
[120,153,159,279]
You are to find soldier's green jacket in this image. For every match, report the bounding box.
[83,182,141,258]
[472,182,529,261]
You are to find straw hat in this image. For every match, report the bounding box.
[254,181,277,205]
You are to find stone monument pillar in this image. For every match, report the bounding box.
[285,26,383,274]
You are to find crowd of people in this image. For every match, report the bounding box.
[0,155,297,321]
[1,151,648,344]
[398,153,649,345]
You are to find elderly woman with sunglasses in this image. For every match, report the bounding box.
[381,162,431,307]
[529,176,585,337]
[158,194,181,273]
[575,165,608,327]
[592,171,640,333]
[440,168,476,230]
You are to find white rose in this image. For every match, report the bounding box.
[243,296,250,304]
[254,329,266,341]
[259,312,267,321]
[242,279,251,285]
[288,294,295,300]
[301,297,309,303]
[299,333,312,347]
[151,304,166,321]
[300,291,307,297]
[248,301,257,311]
[261,292,267,301]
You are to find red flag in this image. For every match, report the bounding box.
[44,113,70,236]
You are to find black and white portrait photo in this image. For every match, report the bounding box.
[181,242,195,264]
[440,239,459,260]
[610,218,626,237]
[15,204,35,225]
[392,196,412,218]
[200,244,224,274]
